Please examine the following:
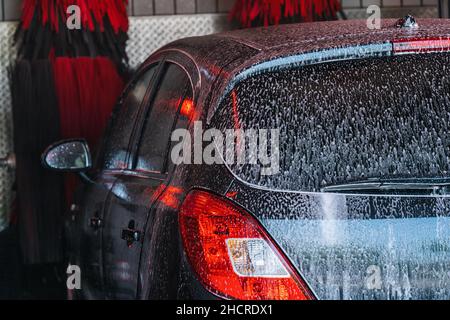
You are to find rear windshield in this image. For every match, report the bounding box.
[213,53,450,192]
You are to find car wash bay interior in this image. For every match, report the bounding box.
[0,0,441,299]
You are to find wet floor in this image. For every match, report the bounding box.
[0,227,66,300]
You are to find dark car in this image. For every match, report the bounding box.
[43,18,450,300]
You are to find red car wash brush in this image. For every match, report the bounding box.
[11,0,129,265]
[230,0,342,27]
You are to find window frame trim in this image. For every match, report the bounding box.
[125,60,167,170]
[128,59,196,177]
[96,61,163,172]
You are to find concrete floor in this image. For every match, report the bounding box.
[0,227,66,299]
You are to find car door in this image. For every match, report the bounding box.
[102,61,194,299]
[73,64,159,299]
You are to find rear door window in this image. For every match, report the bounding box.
[99,65,157,170]
[134,63,192,174]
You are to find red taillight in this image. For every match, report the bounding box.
[179,190,314,300]
[180,98,194,119]
[393,38,450,54]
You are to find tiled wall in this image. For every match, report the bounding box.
[129,0,235,16]
[0,0,439,21]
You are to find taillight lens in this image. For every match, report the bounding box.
[179,190,314,300]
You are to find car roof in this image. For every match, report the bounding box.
[154,18,450,121]
[161,18,450,71]
[218,18,450,50]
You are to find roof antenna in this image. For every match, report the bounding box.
[395,15,419,29]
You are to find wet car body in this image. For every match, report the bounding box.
[65,19,450,300]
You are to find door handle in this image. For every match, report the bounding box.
[121,229,142,247]
[122,220,142,247]
[0,153,15,170]
[89,217,103,230]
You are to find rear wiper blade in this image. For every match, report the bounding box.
[321,179,450,193]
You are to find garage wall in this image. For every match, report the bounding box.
[0,0,233,20]
[0,22,15,232]
[0,0,440,21]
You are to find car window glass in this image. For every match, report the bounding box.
[135,63,191,173]
[214,53,450,192]
[100,65,157,169]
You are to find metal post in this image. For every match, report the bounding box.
[0,153,15,170]
[439,0,450,18]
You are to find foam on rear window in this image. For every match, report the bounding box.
[214,53,450,192]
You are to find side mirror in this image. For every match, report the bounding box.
[42,139,92,172]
